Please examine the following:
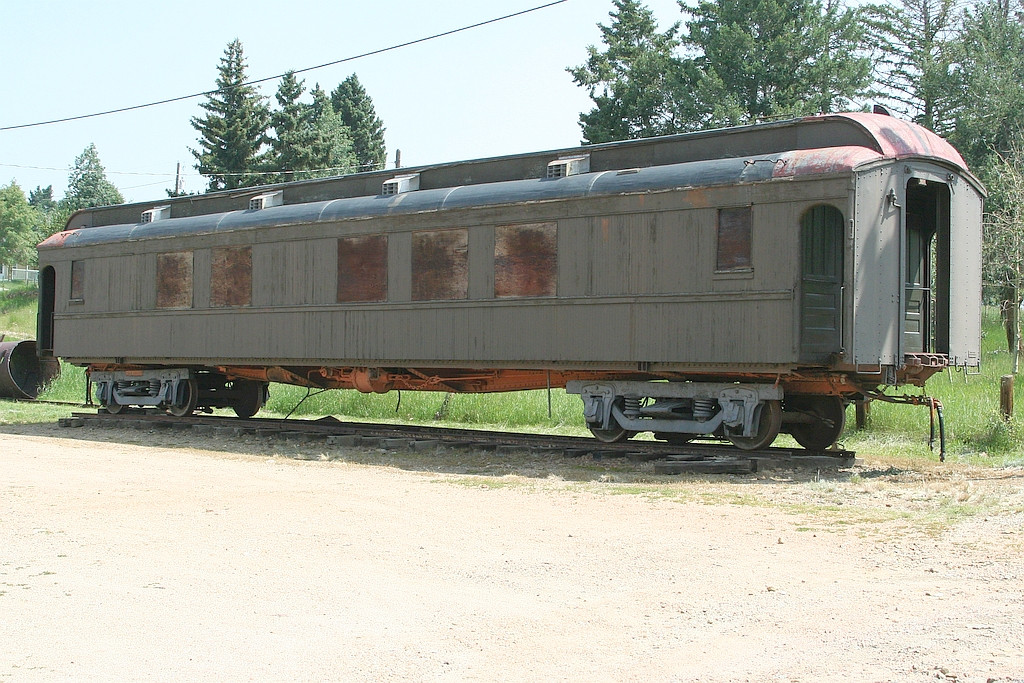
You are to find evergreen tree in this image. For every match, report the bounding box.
[947,0,1024,176]
[28,185,57,213]
[864,0,960,133]
[191,39,271,191]
[676,0,873,128]
[331,74,386,172]
[308,85,357,177]
[269,71,317,183]
[568,0,684,143]
[60,144,125,211]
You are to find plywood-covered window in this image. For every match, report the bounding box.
[210,246,252,307]
[69,260,85,302]
[412,229,468,301]
[156,251,194,309]
[716,206,752,271]
[338,235,388,302]
[495,222,557,297]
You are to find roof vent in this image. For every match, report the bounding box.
[546,155,590,179]
[248,191,283,211]
[382,173,420,196]
[140,206,171,224]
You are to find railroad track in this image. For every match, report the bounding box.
[60,409,857,475]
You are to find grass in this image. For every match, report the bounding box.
[0,282,39,342]
[3,282,1024,464]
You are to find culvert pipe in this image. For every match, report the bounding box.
[0,339,60,399]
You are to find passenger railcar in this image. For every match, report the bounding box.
[37,112,984,450]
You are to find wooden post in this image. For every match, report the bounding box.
[855,397,871,429]
[1000,374,1014,421]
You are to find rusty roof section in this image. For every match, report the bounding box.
[825,112,967,167]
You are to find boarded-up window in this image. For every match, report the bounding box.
[716,206,752,271]
[412,229,468,301]
[495,223,557,297]
[211,246,252,307]
[338,235,388,302]
[69,260,84,301]
[156,251,194,309]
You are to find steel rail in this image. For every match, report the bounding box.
[62,410,857,474]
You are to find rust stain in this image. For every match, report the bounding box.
[412,229,468,301]
[338,235,388,302]
[211,246,252,307]
[38,229,79,248]
[495,222,557,297]
[156,251,194,309]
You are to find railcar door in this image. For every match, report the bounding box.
[37,266,56,354]
[800,205,845,363]
[902,177,951,356]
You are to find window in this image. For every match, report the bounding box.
[412,229,468,301]
[338,235,388,302]
[69,260,85,302]
[156,251,194,309]
[210,246,252,307]
[495,223,557,297]
[716,206,752,272]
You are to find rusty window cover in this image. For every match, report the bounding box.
[156,251,194,309]
[495,222,557,297]
[211,246,252,307]
[337,235,388,302]
[69,260,84,301]
[716,206,752,271]
[412,229,468,301]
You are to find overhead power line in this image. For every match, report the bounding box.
[0,0,569,132]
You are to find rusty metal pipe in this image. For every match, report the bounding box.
[0,340,61,399]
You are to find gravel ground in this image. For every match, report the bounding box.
[2,423,1023,682]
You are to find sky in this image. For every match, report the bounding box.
[0,0,685,204]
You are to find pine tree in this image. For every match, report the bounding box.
[676,0,873,128]
[568,0,683,143]
[947,0,1024,175]
[268,71,317,183]
[331,75,386,172]
[60,144,125,211]
[865,0,960,133]
[191,39,271,191]
[308,85,357,177]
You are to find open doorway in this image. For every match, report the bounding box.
[37,266,55,354]
[904,179,951,355]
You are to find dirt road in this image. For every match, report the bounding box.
[2,424,1023,681]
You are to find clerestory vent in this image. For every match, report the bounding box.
[140,206,171,224]
[248,191,283,211]
[546,155,590,179]
[382,173,420,196]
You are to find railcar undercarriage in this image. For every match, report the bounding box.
[85,355,949,452]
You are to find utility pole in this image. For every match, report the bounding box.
[174,163,185,195]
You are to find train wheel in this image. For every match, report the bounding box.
[105,395,125,414]
[167,378,198,417]
[728,399,782,451]
[589,424,631,443]
[787,396,846,451]
[231,380,266,418]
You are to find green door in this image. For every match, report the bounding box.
[800,205,844,363]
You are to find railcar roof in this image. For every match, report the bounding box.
[43,113,973,249]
